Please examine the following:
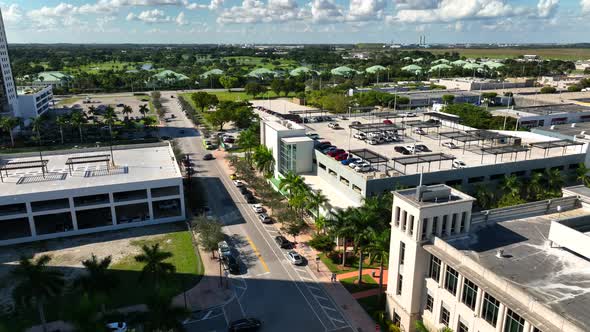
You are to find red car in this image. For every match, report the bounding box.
[383,119,393,125]
[327,149,345,157]
[335,153,349,161]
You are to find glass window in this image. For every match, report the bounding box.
[74,194,110,207]
[482,293,501,327]
[440,305,450,326]
[399,242,406,265]
[279,142,297,174]
[458,321,469,332]
[395,207,400,227]
[504,309,525,332]
[409,215,414,235]
[461,278,478,310]
[393,312,401,326]
[31,199,70,212]
[425,294,434,312]
[450,214,457,234]
[113,189,147,202]
[432,216,438,236]
[421,218,428,240]
[444,265,459,295]
[0,203,27,216]
[396,274,403,295]
[429,255,441,282]
[401,210,407,232]
[532,328,542,332]
[460,212,467,233]
[442,215,448,236]
[151,186,180,197]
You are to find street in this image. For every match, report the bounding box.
[159,94,354,332]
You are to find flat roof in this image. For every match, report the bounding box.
[446,209,590,332]
[396,89,480,99]
[529,139,585,149]
[509,104,590,116]
[533,122,590,138]
[281,136,313,144]
[0,143,181,198]
[395,184,475,207]
[349,149,389,164]
[392,153,455,166]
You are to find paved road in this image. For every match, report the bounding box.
[159,94,354,332]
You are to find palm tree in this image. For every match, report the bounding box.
[237,128,258,166]
[121,105,133,120]
[55,116,68,144]
[88,105,97,123]
[326,208,354,267]
[11,255,64,332]
[348,208,374,283]
[103,106,117,138]
[366,229,390,302]
[66,294,106,332]
[278,171,306,199]
[576,163,590,187]
[528,172,545,200]
[30,116,45,143]
[75,254,118,314]
[142,290,188,332]
[546,168,564,194]
[0,116,19,147]
[306,190,328,225]
[474,184,495,210]
[70,111,86,143]
[253,145,275,177]
[139,104,149,118]
[134,243,176,289]
[501,174,521,197]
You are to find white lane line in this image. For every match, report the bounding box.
[301,276,315,282]
[294,268,307,273]
[202,311,212,320]
[321,305,337,312]
[312,294,329,301]
[329,317,346,324]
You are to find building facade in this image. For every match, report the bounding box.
[386,185,590,332]
[16,85,53,118]
[0,9,18,116]
[0,143,186,246]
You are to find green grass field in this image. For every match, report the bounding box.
[340,275,379,293]
[63,61,147,73]
[2,228,203,331]
[222,56,297,70]
[413,48,590,60]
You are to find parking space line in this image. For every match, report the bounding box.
[321,305,337,312]
[245,235,270,273]
[313,294,329,301]
[329,317,346,324]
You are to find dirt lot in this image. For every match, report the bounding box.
[58,94,153,119]
[0,223,184,310]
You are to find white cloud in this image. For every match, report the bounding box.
[175,11,188,25]
[217,0,305,24]
[346,0,387,21]
[310,0,343,23]
[537,0,558,18]
[583,0,590,14]
[394,0,438,10]
[127,9,173,23]
[1,4,23,24]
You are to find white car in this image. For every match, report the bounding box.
[355,163,372,172]
[107,322,127,332]
[251,204,265,213]
[353,133,366,140]
[233,180,245,187]
[367,139,379,145]
[287,251,303,265]
[414,128,426,135]
[218,241,231,257]
[405,145,416,154]
[328,122,341,129]
[443,142,457,149]
[349,160,365,168]
[453,160,467,168]
[405,112,417,117]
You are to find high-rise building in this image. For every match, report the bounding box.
[0,9,18,116]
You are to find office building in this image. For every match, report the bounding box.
[491,104,590,128]
[386,184,590,332]
[16,85,53,118]
[0,142,186,246]
[438,78,534,91]
[0,9,18,116]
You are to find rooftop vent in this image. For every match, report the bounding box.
[571,123,577,128]
[550,125,555,130]
[496,249,505,258]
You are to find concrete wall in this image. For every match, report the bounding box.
[315,150,365,206]
[294,140,314,174]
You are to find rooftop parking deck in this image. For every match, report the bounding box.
[304,113,586,176]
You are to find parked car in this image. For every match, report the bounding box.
[351,121,361,126]
[349,160,366,168]
[383,119,393,125]
[342,158,360,166]
[287,251,303,265]
[414,128,426,135]
[355,164,372,172]
[306,133,320,140]
[415,144,430,152]
[245,193,256,204]
[405,112,417,117]
[353,133,367,140]
[203,154,214,160]
[233,180,245,187]
[239,187,250,195]
[321,146,337,154]
[442,142,457,149]
[327,149,345,157]
[251,204,265,213]
[367,139,380,145]
[395,146,411,155]
[405,145,416,154]
[218,241,231,257]
[453,160,467,168]
[258,213,272,224]
[328,122,341,129]
[335,153,349,161]
[275,236,292,249]
[222,255,240,274]
[107,322,127,332]
[228,318,262,332]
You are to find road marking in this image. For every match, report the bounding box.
[245,235,270,273]
[321,305,337,312]
[329,317,346,324]
[202,311,212,320]
[313,294,329,301]
[307,285,320,291]
[294,267,307,273]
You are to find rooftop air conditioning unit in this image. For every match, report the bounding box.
[571,123,577,128]
[550,125,555,130]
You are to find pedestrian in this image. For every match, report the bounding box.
[331,273,337,283]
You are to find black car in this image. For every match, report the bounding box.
[228,318,261,332]
[245,193,256,204]
[203,154,214,160]
[415,144,430,152]
[394,146,410,155]
[222,255,240,274]
[239,186,249,195]
[274,236,292,249]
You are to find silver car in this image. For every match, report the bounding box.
[287,251,303,265]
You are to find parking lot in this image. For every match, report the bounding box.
[62,94,154,120]
[303,112,586,176]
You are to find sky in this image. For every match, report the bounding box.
[1,0,589,44]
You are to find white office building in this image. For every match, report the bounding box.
[16,85,53,118]
[386,184,590,332]
[260,115,314,179]
[0,9,18,116]
[0,143,186,246]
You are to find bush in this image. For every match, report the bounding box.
[308,234,336,252]
[568,84,582,92]
[540,86,557,94]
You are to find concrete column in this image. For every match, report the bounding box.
[109,193,117,226]
[438,261,446,288]
[147,189,155,221]
[453,213,460,235]
[474,287,484,317]
[456,275,465,301]
[436,216,443,236]
[178,183,186,220]
[465,211,472,233]
[25,202,37,237]
[425,218,432,240]
[524,321,532,332]
[69,197,78,230]
[496,303,506,332]
[444,215,452,237]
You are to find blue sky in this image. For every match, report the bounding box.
[1,0,589,44]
